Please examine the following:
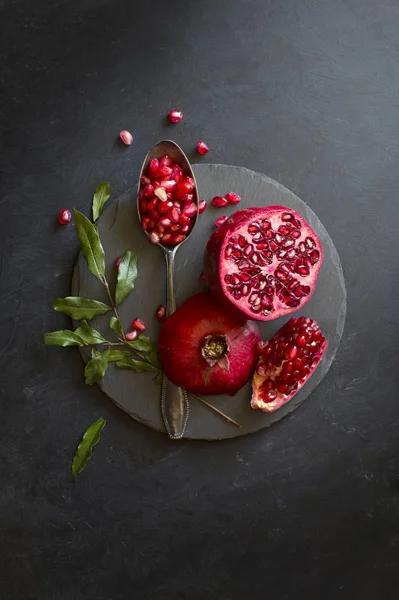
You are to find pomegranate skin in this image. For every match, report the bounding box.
[204,206,324,322]
[158,292,261,395]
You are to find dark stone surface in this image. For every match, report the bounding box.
[72,166,346,439]
[1,0,398,597]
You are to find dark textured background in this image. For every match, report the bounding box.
[1,0,398,598]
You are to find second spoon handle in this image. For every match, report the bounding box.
[160,248,189,439]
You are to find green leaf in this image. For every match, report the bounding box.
[72,418,106,481]
[74,209,105,282]
[116,358,159,373]
[127,334,154,353]
[109,316,122,335]
[53,296,111,320]
[154,372,163,386]
[92,182,110,222]
[115,251,137,305]
[148,349,161,369]
[103,349,131,362]
[84,349,109,385]
[43,329,85,347]
[74,320,106,345]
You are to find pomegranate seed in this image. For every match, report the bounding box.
[162,233,173,245]
[114,257,122,269]
[199,200,207,213]
[197,141,209,155]
[257,364,267,376]
[179,224,190,234]
[155,305,166,321]
[149,158,159,178]
[160,180,177,192]
[172,164,184,181]
[169,207,180,223]
[159,217,172,228]
[139,199,148,214]
[183,203,197,217]
[171,234,186,245]
[143,184,154,198]
[215,215,227,228]
[119,130,133,145]
[264,390,277,402]
[200,271,206,282]
[58,209,72,225]
[168,110,183,123]
[159,155,172,167]
[131,318,146,333]
[211,196,229,208]
[158,166,173,180]
[225,192,241,205]
[125,330,138,341]
[296,334,307,348]
[141,216,151,231]
[141,176,151,185]
[177,179,194,194]
[147,197,159,211]
[149,231,161,244]
[257,340,267,353]
[179,214,191,226]
[170,224,180,233]
[158,201,173,214]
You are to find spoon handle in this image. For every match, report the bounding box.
[160,249,189,439]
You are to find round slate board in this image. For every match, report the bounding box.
[72,164,346,440]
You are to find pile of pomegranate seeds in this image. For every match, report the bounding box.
[58,209,72,225]
[168,110,183,123]
[155,305,166,321]
[251,317,327,412]
[138,155,198,246]
[119,130,133,145]
[197,141,209,155]
[131,318,146,333]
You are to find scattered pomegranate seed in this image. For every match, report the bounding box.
[211,196,229,208]
[197,141,209,155]
[198,200,207,213]
[200,272,206,282]
[131,318,146,333]
[114,257,122,269]
[58,209,72,225]
[168,110,183,123]
[125,330,138,341]
[119,130,133,145]
[155,305,166,321]
[215,215,227,228]
[225,192,241,205]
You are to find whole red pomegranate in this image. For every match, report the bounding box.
[204,206,323,321]
[158,292,261,395]
[252,317,327,412]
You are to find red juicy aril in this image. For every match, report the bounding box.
[138,155,197,246]
[158,292,261,395]
[204,206,323,321]
[252,317,327,412]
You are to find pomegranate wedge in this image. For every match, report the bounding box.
[204,206,324,321]
[251,317,327,412]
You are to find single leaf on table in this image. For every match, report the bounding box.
[43,329,85,347]
[84,349,109,385]
[74,209,105,282]
[127,334,154,353]
[74,320,107,345]
[102,349,131,362]
[92,182,110,222]
[116,357,159,373]
[115,251,137,306]
[72,418,106,481]
[109,316,123,335]
[53,297,111,320]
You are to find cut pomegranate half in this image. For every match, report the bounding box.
[204,206,323,321]
[251,317,327,412]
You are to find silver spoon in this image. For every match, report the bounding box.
[137,140,199,439]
